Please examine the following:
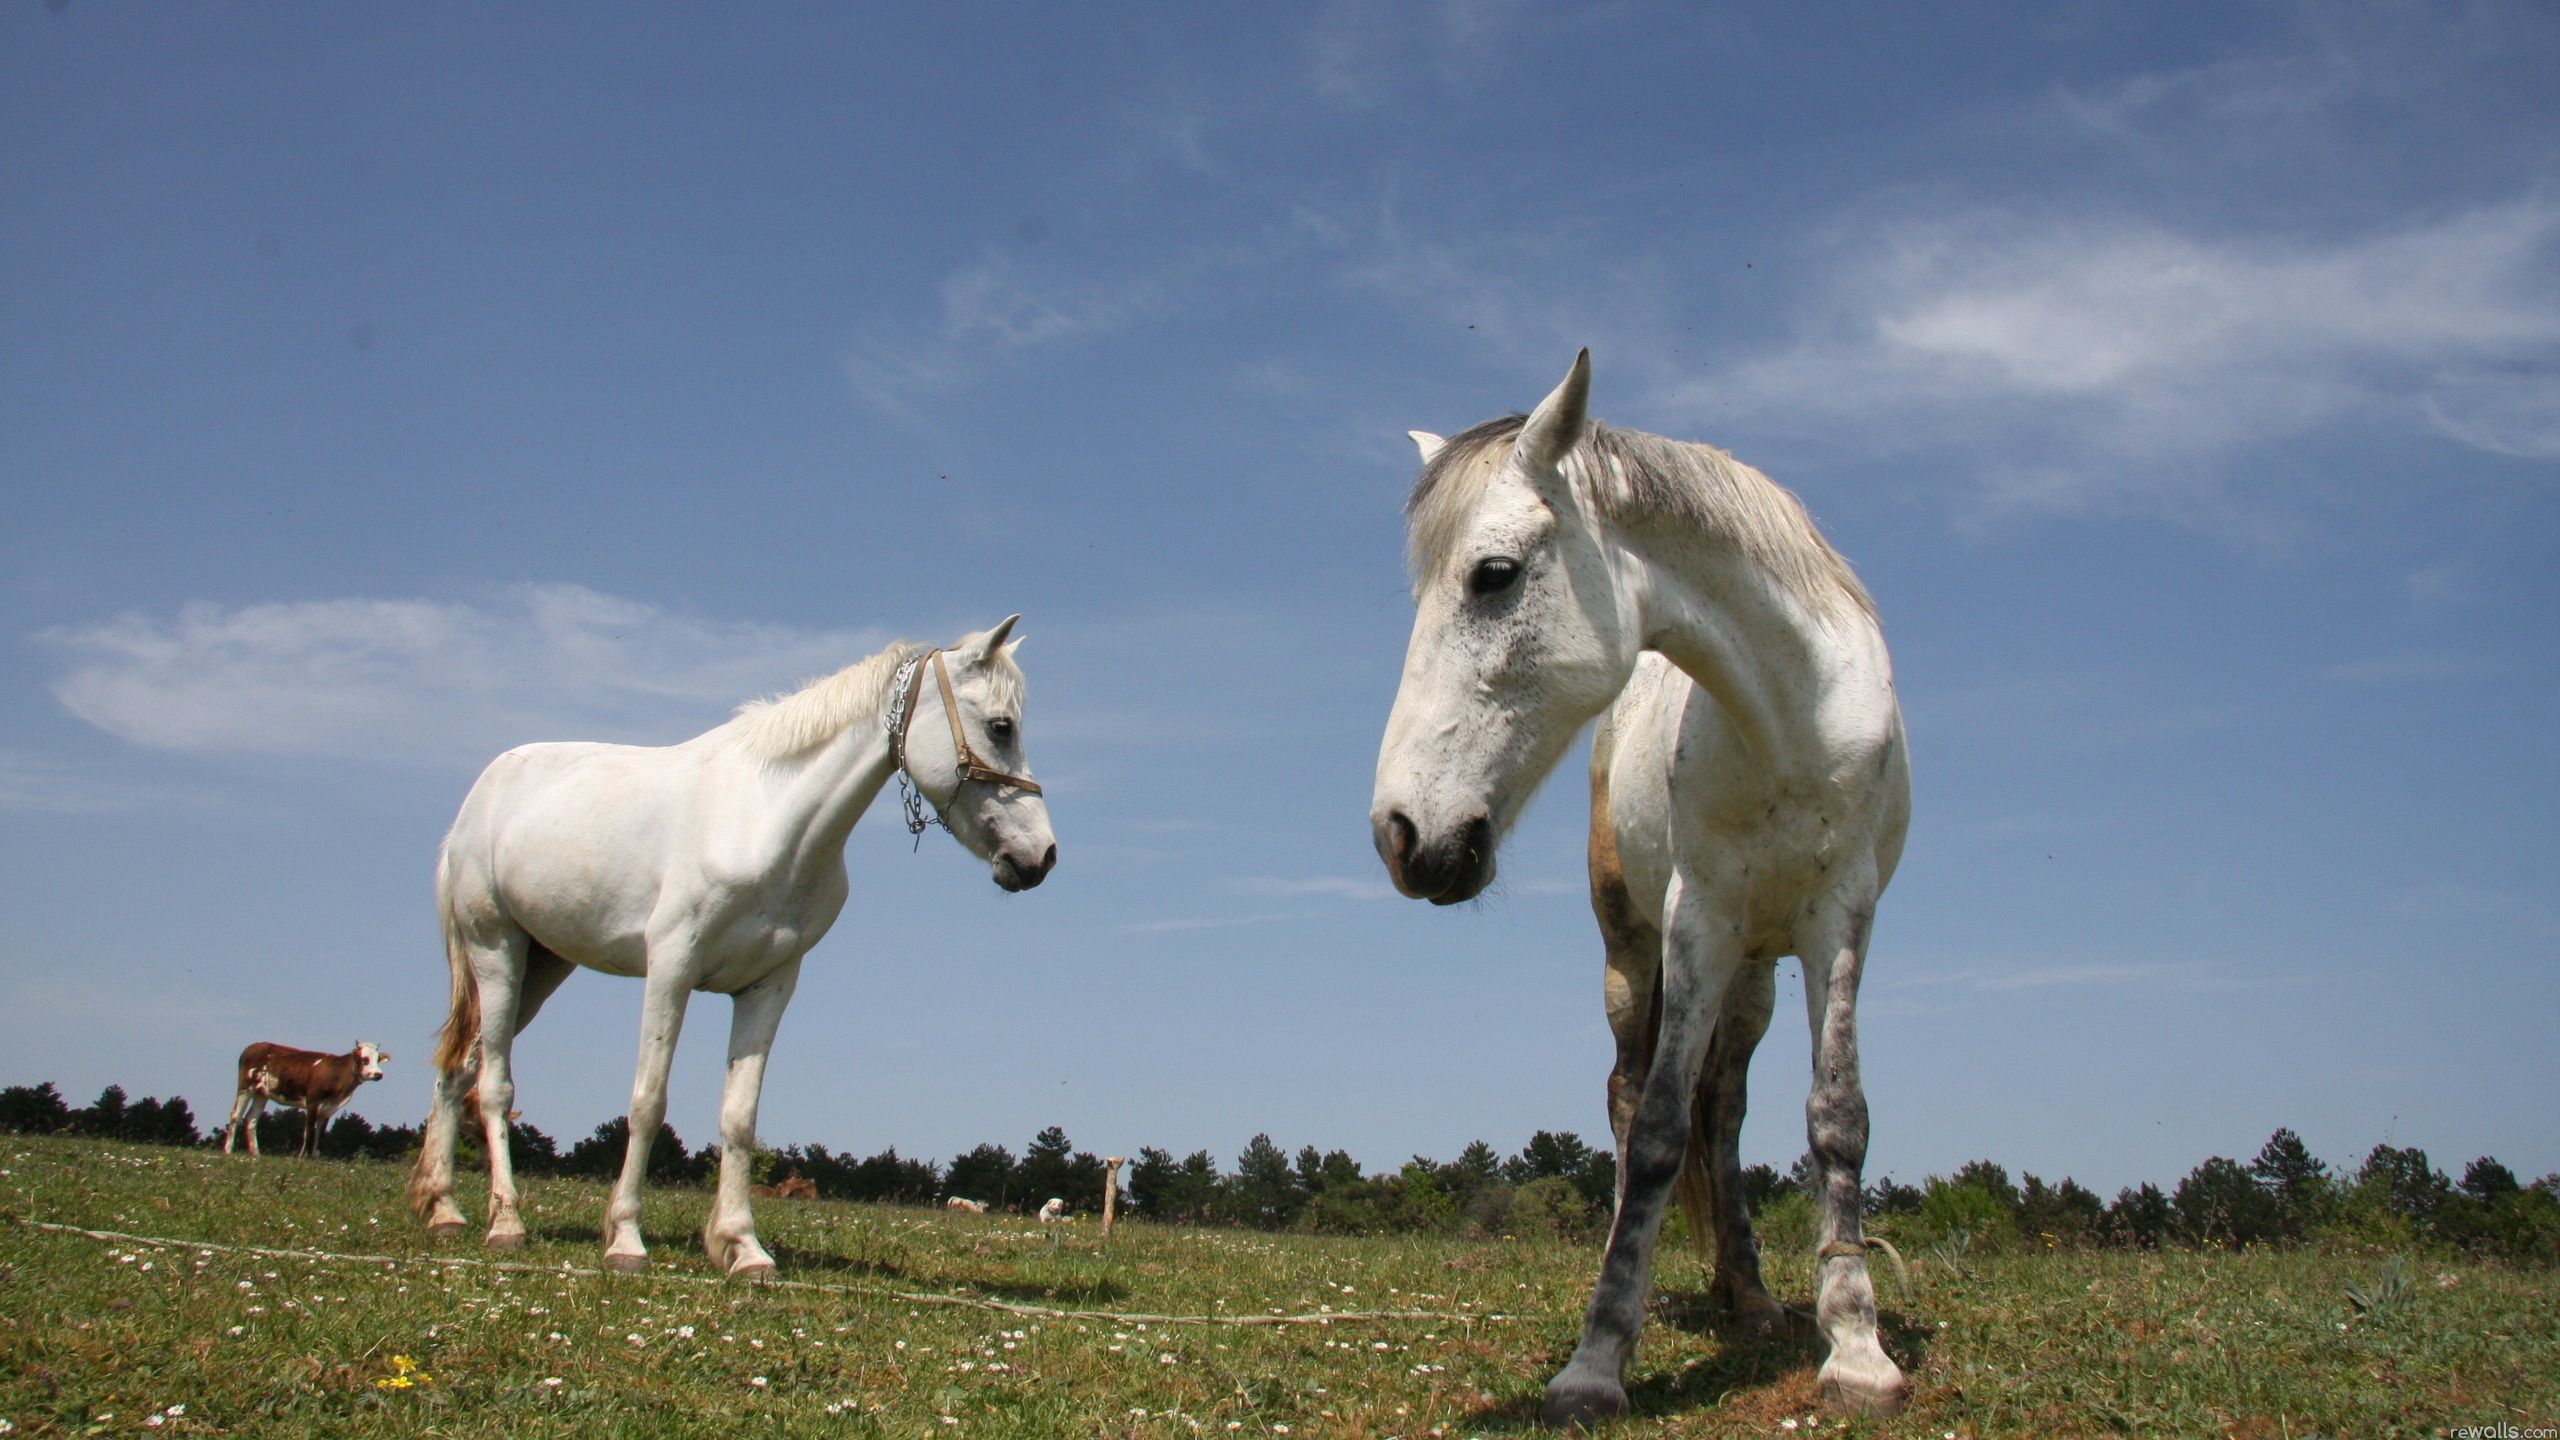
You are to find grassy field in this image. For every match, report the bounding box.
[1,1135,2552,1438]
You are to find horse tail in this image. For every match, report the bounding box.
[1675,1096,1716,1265]
[429,853,479,1081]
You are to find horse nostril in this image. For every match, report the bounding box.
[1038,843,1056,877]
[1461,813,1492,863]
[1388,811,1419,865]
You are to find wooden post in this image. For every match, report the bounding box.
[1101,1156,1125,1248]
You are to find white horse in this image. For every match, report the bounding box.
[409,618,1057,1276]
[1371,353,1910,1423]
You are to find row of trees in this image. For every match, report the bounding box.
[6,1080,2553,1259]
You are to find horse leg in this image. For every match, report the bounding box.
[415,1058,474,1236]
[704,957,800,1277]
[1699,961,1785,1331]
[1543,876,1741,1429]
[604,966,693,1272]
[1591,790,1659,1218]
[1799,902,1906,1416]
[418,946,566,1233]
[463,934,534,1248]
[222,1085,252,1155]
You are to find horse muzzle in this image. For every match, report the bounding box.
[1373,809,1495,906]
[991,842,1057,893]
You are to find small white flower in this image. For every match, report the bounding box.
[750,1376,768,1388]
[165,1407,184,1418]
[146,1418,165,1430]
[543,1378,563,1388]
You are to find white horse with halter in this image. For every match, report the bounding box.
[412,617,1055,1276]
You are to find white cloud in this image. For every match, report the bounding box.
[1690,199,2560,498]
[2421,369,2560,459]
[41,584,883,765]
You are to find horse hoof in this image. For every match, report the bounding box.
[485,1231,527,1251]
[1817,1353,1909,1417]
[427,1220,466,1240]
[1727,1290,1791,1335]
[1539,1370,1629,1430]
[728,1260,776,1282]
[603,1252,648,1274]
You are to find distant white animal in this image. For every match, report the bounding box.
[408,620,1057,1278]
[1037,1197,1067,1224]
[946,1197,988,1214]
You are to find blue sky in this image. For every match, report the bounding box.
[3,2,2554,1197]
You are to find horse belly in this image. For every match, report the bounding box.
[466,746,680,976]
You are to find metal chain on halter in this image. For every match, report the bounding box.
[882,649,943,848]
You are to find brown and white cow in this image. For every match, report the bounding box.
[222,1041,388,1158]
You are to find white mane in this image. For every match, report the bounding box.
[723,641,925,761]
[721,633,1030,762]
[1406,415,1876,623]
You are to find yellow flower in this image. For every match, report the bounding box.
[375,1355,434,1390]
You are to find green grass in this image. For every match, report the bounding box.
[2,1135,2553,1438]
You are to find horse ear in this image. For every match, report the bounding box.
[1515,349,1591,471]
[1408,430,1446,465]
[971,614,1021,661]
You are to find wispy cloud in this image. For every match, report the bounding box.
[41,584,882,766]
[842,217,1346,416]
[1686,198,2560,508]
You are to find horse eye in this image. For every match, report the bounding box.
[1468,557,1522,596]
[987,717,1016,743]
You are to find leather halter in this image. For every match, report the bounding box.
[885,647,1042,838]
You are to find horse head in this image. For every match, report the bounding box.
[1371,351,1640,904]
[900,616,1059,892]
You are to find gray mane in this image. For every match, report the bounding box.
[1405,414,1876,622]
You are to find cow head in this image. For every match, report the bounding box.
[356,1042,389,1082]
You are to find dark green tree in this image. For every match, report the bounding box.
[0,1081,71,1134]
[562,1118,701,1184]
[2353,1144,2451,1231]
[2173,1157,2283,1245]
[1950,1159,2022,1216]
[1743,1162,1795,1210]
[1019,1127,1078,1207]
[1224,1133,1300,1229]
[2248,1128,2332,1237]
[2108,1183,2172,1248]
[2018,1174,2104,1246]
[1508,1131,1595,1185]
[2459,1157,2521,1203]
[72,1085,129,1137]
[944,1143,1019,1209]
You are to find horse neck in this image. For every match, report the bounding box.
[1615,515,1888,774]
[750,721,902,871]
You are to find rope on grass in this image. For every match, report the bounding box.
[5,1213,1500,1330]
